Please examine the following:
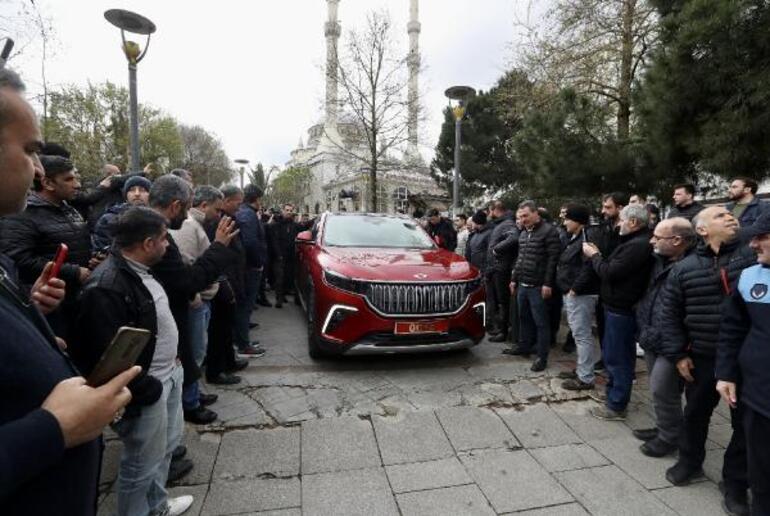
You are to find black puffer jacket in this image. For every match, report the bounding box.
[486,214,517,275]
[512,221,561,287]
[465,224,492,273]
[590,228,654,313]
[635,249,693,353]
[659,239,756,361]
[667,202,705,222]
[556,227,602,295]
[270,217,300,261]
[0,193,91,289]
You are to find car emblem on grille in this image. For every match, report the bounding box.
[413,273,428,279]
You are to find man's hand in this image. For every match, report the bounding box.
[716,380,738,408]
[567,289,577,297]
[98,176,113,189]
[214,216,240,246]
[88,254,106,270]
[676,357,695,382]
[42,366,141,448]
[582,242,600,258]
[542,285,552,300]
[31,262,66,315]
[78,267,91,284]
[509,281,517,295]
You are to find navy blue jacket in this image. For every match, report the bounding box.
[91,202,130,251]
[0,254,100,515]
[236,204,268,269]
[716,263,770,419]
[727,197,770,229]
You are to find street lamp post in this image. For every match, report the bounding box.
[444,85,476,217]
[105,9,156,173]
[235,159,250,189]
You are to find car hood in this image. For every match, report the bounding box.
[319,246,478,282]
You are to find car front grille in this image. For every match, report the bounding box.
[365,282,468,315]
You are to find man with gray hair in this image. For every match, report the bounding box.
[583,203,654,420]
[633,218,696,458]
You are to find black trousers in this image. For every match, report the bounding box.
[744,404,770,515]
[679,355,747,492]
[547,288,563,345]
[206,288,236,379]
[488,269,512,336]
[273,256,295,301]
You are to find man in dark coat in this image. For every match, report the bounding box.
[91,174,152,251]
[485,201,518,342]
[659,206,754,512]
[0,67,138,516]
[583,204,653,421]
[464,210,492,272]
[269,203,300,307]
[726,176,769,230]
[426,208,457,252]
[667,183,705,222]
[632,218,696,458]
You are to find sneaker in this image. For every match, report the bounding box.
[530,358,547,372]
[183,406,217,425]
[587,390,607,403]
[640,437,677,458]
[502,347,531,357]
[557,369,577,380]
[167,495,194,516]
[719,482,750,516]
[199,393,218,406]
[590,406,626,421]
[632,428,658,442]
[488,333,508,342]
[665,461,704,486]
[166,458,193,485]
[207,372,242,385]
[237,344,265,358]
[561,378,594,391]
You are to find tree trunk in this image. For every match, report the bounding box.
[617,0,635,141]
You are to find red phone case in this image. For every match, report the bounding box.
[50,243,69,279]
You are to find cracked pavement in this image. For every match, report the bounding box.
[98,298,731,515]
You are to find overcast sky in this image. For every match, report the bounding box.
[7,0,542,169]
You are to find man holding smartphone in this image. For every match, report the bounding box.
[0,68,139,515]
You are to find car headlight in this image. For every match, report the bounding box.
[323,270,367,294]
[465,276,483,295]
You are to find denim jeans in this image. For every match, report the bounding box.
[233,268,260,350]
[182,300,212,410]
[564,294,598,383]
[517,285,551,360]
[113,364,184,516]
[602,308,637,412]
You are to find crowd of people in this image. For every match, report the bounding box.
[420,181,769,515]
[0,68,315,516]
[3,61,770,516]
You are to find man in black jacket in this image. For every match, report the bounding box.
[583,204,653,421]
[74,207,196,516]
[555,205,602,391]
[508,201,561,371]
[486,201,518,342]
[270,203,300,307]
[716,214,770,516]
[659,206,754,512]
[426,208,457,252]
[464,210,492,272]
[632,218,695,458]
[726,176,769,229]
[0,66,139,516]
[667,183,705,222]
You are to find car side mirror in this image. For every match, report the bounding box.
[296,230,314,244]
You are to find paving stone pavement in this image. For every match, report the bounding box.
[98,296,730,515]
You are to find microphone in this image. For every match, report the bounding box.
[0,38,14,69]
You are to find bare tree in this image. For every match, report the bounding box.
[178,125,233,187]
[513,0,659,140]
[325,10,414,211]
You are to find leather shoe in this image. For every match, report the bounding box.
[275,301,283,308]
[249,322,260,329]
[166,458,193,485]
[502,347,530,357]
[199,393,218,406]
[227,358,249,373]
[171,445,187,461]
[257,298,273,307]
[530,358,547,372]
[488,333,508,342]
[665,462,704,486]
[632,428,658,442]
[207,372,242,385]
[720,482,750,516]
[640,438,677,458]
[184,406,217,425]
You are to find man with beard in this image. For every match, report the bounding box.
[92,175,152,251]
[426,208,457,252]
[270,203,300,308]
[725,176,769,229]
[667,184,705,222]
[486,200,518,343]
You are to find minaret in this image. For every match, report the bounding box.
[406,0,421,161]
[325,0,341,126]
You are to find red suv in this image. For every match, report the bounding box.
[294,212,486,358]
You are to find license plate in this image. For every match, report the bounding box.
[394,320,449,335]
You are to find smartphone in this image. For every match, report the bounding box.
[86,326,152,387]
[50,244,68,279]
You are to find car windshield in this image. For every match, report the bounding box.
[323,214,436,249]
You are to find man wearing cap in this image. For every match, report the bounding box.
[716,212,770,516]
[555,204,602,390]
[92,175,152,251]
[464,210,492,273]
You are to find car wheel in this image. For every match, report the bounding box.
[306,288,324,359]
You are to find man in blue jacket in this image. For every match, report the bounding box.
[726,176,769,229]
[0,67,139,515]
[716,213,770,516]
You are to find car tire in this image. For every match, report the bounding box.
[306,288,325,359]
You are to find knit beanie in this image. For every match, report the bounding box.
[564,204,590,225]
[122,175,152,198]
[471,210,487,226]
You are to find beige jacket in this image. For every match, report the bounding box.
[169,207,220,301]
